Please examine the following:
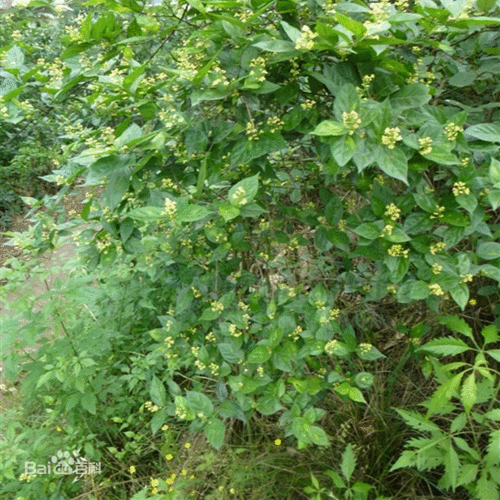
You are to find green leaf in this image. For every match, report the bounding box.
[333,83,360,119]
[247,345,272,364]
[464,123,500,143]
[204,418,225,450]
[354,222,381,240]
[489,158,500,186]
[280,20,301,43]
[461,373,477,414]
[124,205,165,222]
[150,409,167,435]
[253,40,297,52]
[410,281,431,300]
[291,417,312,444]
[186,391,214,417]
[176,205,212,222]
[228,174,259,206]
[311,120,347,136]
[390,84,431,111]
[421,145,459,165]
[477,242,500,260]
[416,336,471,356]
[150,375,167,406]
[377,146,408,185]
[335,13,366,38]
[448,71,477,87]
[488,190,500,211]
[394,408,442,432]
[438,315,474,339]
[341,444,357,482]
[448,283,469,311]
[218,343,244,364]
[219,202,240,221]
[331,134,356,167]
[256,395,283,415]
[481,324,499,345]
[455,193,477,214]
[315,226,333,251]
[81,393,97,415]
[325,196,343,226]
[348,386,366,403]
[309,426,329,446]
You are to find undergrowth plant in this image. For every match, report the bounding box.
[1,0,500,499]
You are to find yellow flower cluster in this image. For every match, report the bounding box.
[325,339,339,354]
[301,99,316,110]
[461,274,473,283]
[381,224,393,237]
[418,136,433,155]
[445,122,462,141]
[267,116,285,133]
[229,324,242,337]
[145,401,161,413]
[295,25,317,50]
[246,121,263,141]
[429,284,444,296]
[356,74,375,96]
[432,264,442,274]
[342,111,362,135]
[388,245,409,258]
[162,198,177,219]
[359,343,372,354]
[452,181,470,196]
[430,206,445,219]
[381,127,402,149]
[384,203,401,221]
[249,56,268,82]
[211,301,224,312]
[430,242,446,255]
[337,219,347,231]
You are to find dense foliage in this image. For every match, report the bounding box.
[1,0,500,499]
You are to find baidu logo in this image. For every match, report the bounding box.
[24,450,101,478]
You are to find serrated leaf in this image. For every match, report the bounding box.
[394,408,441,432]
[461,373,477,414]
[416,336,471,356]
[81,393,97,415]
[438,315,474,339]
[341,444,357,482]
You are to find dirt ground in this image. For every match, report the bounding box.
[0,183,104,411]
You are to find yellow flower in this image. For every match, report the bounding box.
[181,469,188,476]
[161,424,169,431]
[165,454,174,461]
[452,181,470,196]
[185,442,191,449]
[274,438,281,446]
